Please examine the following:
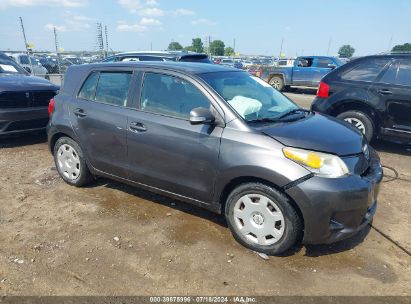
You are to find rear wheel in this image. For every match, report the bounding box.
[53,137,93,187]
[225,183,302,256]
[337,110,375,142]
[269,76,285,91]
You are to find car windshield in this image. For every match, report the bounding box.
[333,57,345,66]
[200,71,299,122]
[0,56,28,74]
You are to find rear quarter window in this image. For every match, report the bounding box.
[78,72,99,100]
[340,58,390,82]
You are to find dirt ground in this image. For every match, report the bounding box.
[0,94,410,296]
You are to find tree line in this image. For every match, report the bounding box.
[167,38,235,56]
[168,39,411,58]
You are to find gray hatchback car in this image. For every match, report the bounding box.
[47,62,383,255]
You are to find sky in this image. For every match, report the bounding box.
[0,0,411,56]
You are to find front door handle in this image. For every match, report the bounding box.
[129,122,147,133]
[377,89,392,95]
[73,108,87,118]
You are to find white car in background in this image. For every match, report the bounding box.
[7,53,48,78]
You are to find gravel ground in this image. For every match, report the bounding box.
[0,93,410,296]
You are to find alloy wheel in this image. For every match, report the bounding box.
[269,78,282,90]
[344,117,366,134]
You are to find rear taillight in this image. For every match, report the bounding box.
[48,98,55,117]
[317,81,330,98]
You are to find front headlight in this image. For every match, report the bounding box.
[283,147,349,178]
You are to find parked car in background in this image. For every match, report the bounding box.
[241,60,254,68]
[219,58,235,67]
[0,52,59,136]
[103,51,212,63]
[312,54,411,143]
[247,65,263,77]
[233,61,244,69]
[38,56,59,74]
[47,61,382,255]
[260,56,344,91]
[7,53,49,78]
[64,56,84,65]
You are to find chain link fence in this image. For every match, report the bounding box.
[1,50,106,86]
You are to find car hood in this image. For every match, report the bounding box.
[0,74,59,92]
[259,113,364,156]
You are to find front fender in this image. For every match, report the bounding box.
[212,127,311,204]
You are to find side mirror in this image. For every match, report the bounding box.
[189,107,215,125]
[24,67,31,73]
[328,64,337,69]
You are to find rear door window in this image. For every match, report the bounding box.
[378,61,398,84]
[20,55,30,64]
[341,58,390,82]
[94,72,132,106]
[396,60,411,86]
[316,58,334,68]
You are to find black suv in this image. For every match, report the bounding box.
[103,51,212,64]
[312,54,411,143]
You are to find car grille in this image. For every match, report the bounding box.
[0,91,56,109]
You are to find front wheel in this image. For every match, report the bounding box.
[225,183,302,256]
[337,110,375,142]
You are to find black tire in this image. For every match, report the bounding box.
[337,110,375,142]
[225,183,302,256]
[269,76,285,91]
[53,136,93,187]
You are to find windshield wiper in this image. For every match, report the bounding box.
[278,108,311,120]
[247,117,279,123]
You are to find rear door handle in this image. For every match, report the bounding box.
[73,108,87,118]
[129,121,147,133]
[377,89,392,95]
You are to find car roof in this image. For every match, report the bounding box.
[359,54,411,59]
[77,61,241,75]
[111,51,208,59]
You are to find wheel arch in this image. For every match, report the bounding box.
[49,132,77,154]
[219,176,305,228]
[49,131,96,177]
[329,100,382,131]
[268,73,286,85]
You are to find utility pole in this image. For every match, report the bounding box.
[53,27,62,75]
[96,23,104,58]
[19,17,34,75]
[209,35,211,56]
[105,25,109,56]
[150,42,153,51]
[233,38,236,53]
[327,37,332,56]
[279,38,284,58]
[388,35,393,52]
